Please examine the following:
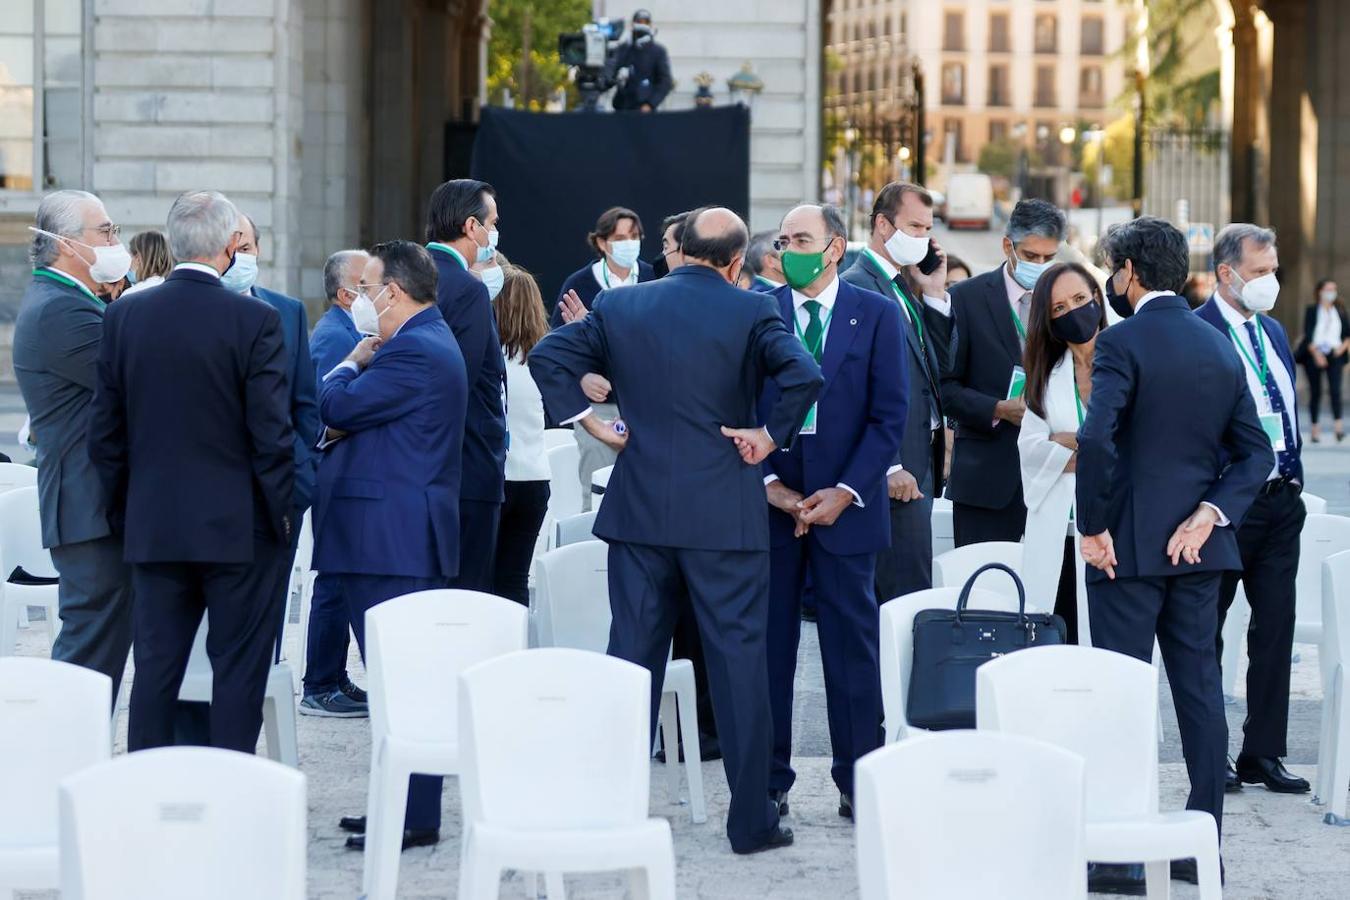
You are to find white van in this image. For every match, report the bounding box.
[945,173,994,230]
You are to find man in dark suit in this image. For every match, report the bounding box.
[1077,218,1272,876]
[1197,224,1310,795]
[13,190,133,699]
[300,248,370,716]
[312,241,467,852]
[424,179,507,592]
[943,199,1066,546]
[760,204,906,819]
[842,182,951,601]
[530,207,821,855]
[88,190,294,754]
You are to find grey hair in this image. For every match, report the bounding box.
[323,249,368,302]
[166,190,239,262]
[745,230,776,276]
[1006,198,1067,245]
[821,205,848,243]
[30,189,100,267]
[1212,223,1276,273]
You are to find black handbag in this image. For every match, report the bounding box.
[906,562,1068,730]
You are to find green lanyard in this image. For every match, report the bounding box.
[32,268,105,309]
[1227,321,1268,386]
[600,262,634,289]
[864,248,925,348]
[793,303,836,359]
[1073,380,1085,427]
[1010,305,1028,341]
[426,242,467,270]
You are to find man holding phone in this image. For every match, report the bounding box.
[841,182,951,601]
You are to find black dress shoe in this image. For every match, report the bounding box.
[1170,858,1225,885]
[838,793,854,820]
[345,828,439,851]
[339,814,365,833]
[1087,863,1146,896]
[733,825,793,855]
[768,789,789,817]
[1236,754,1311,793]
[1225,758,1243,793]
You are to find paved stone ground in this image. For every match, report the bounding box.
[7,385,1350,898]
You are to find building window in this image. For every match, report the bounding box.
[988,13,1010,52]
[1080,65,1104,107]
[853,71,862,94]
[0,0,83,192]
[1034,14,1058,54]
[868,69,877,93]
[1081,17,1104,55]
[989,120,1008,143]
[943,11,964,52]
[941,62,965,106]
[942,118,966,163]
[1034,64,1056,107]
[883,67,891,90]
[987,64,1010,107]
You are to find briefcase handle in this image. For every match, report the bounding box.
[954,562,1027,623]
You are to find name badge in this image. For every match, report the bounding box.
[1259,412,1286,452]
[1006,365,1027,401]
[800,402,818,436]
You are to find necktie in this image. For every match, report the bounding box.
[1017,292,1031,348]
[1244,320,1297,479]
[802,300,824,363]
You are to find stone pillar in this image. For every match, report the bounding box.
[1229,2,1272,226]
[1309,0,1350,293]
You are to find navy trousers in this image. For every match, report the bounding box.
[768,534,881,797]
[449,499,501,592]
[1088,571,1228,835]
[337,572,449,831]
[606,540,780,853]
[302,572,354,696]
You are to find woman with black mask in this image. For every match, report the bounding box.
[1017,262,1108,646]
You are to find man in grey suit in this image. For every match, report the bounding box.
[13,190,134,698]
[841,182,951,601]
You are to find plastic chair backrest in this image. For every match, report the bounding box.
[533,541,610,653]
[930,499,955,559]
[0,486,57,579]
[554,510,599,547]
[0,463,37,494]
[855,731,1086,900]
[292,508,314,574]
[976,645,1160,818]
[366,590,527,746]
[458,648,649,830]
[58,747,306,900]
[932,542,1027,607]
[1302,492,1329,515]
[1322,550,1350,687]
[546,443,584,520]
[0,659,110,846]
[879,587,1018,741]
[1296,514,1350,634]
[543,428,575,451]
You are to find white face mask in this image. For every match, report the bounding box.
[480,264,504,300]
[884,224,929,267]
[1321,289,1337,305]
[29,227,132,284]
[220,251,258,293]
[609,239,642,269]
[473,222,499,264]
[1232,270,1280,313]
[351,284,389,336]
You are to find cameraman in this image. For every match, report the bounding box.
[611,9,672,112]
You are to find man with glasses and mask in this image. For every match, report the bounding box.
[14,190,134,703]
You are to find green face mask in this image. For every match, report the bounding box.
[781,249,827,290]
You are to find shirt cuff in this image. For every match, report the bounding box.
[561,407,594,426]
[1200,501,1230,528]
[886,464,903,476]
[837,482,863,508]
[763,474,780,486]
[324,360,359,381]
[923,292,952,317]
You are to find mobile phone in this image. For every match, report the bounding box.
[917,240,943,276]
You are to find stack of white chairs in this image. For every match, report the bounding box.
[977,645,1222,898]
[0,658,109,897]
[0,486,60,656]
[554,510,599,548]
[58,747,306,900]
[590,464,614,512]
[1316,549,1350,823]
[930,497,954,559]
[931,542,1036,609]
[532,541,706,824]
[457,649,676,900]
[855,731,1087,899]
[541,443,585,555]
[0,464,37,632]
[289,509,318,690]
[360,590,528,900]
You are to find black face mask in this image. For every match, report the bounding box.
[1105,266,1133,319]
[651,254,669,278]
[1049,300,1102,345]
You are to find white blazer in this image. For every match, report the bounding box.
[1018,351,1091,644]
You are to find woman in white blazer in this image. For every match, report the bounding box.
[1018,262,1108,645]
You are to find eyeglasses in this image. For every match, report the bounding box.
[772,235,833,253]
[84,223,121,240]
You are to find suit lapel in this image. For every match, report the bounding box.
[821,282,863,388]
[987,268,1022,364]
[863,253,937,393]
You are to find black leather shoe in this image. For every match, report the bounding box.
[1087,863,1146,895]
[838,793,854,820]
[339,815,365,833]
[345,828,439,851]
[1225,758,1243,793]
[768,789,789,817]
[1236,754,1311,793]
[733,825,793,855]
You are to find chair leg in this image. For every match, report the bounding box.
[1143,860,1170,900]
[457,837,503,900]
[265,673,299,767]
[1220,592,1249,699]
[1315,665,1341,807]
[1194,850,1222,900]
[673,678,707,824]
[364,755,411,900]
[642,848,677,900]
[545,872,566,899]
[1324,670,1350,820]
[0,596,18,657]
[658,691,681,805]
[43,595,61,648]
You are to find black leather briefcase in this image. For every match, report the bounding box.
[907,562,1067,730]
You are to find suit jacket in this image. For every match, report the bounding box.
[841,251,947,496]
[313,307,466,578]
[12,273,114,548]
[252,285,320,513]
[529,264,823,552]
[942,265,1025,509]
[1076,293,1273,580]
[758,279,908,555]
[309,304,362,384]
[1195,296,1303,485]
[88,267,294,564]
[428,244,507,504]
[549,259,657,328]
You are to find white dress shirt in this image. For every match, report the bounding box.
[174,261,221,279]
[1313,303,1343,353]
[1215,293,1298,483]
[591,259,639,291]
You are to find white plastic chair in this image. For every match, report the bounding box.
[879,586,1020,743]
[1303,491,1329,515]
[0,659,110,896]
[1220,583,1250,699]
[547,444,584,522]
[291,570,319,693]
[930,497,954,559]
[532,541,706,824]
[977,645,1222,898]
[554,511,599,548]
[855,731,1087,900]
[0,467,38,631]
[361,590,528,900]
[177,620,298,767]
[0,487,60,655]
[932,542,1042,610]
[1316,550,1350,821]
[458,649,676,900]
[58,747,305,900]
[543,428,575,451]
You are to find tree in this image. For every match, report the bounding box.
[977,138,1020,180]
[1115,0,1221,127]
[488,0,592,110]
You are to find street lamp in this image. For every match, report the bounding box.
[726,62,764,112]
[1058,125,1077,147]
[897,145,911,182]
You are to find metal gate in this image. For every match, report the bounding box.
[1141,128,1231,235]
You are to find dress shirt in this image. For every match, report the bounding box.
[591,259,639,291]
[1133,289,1173,313]
[1002,262,1033,342]
[174,262,221,279]
[863,247,942,434]
[1215,293,1298,483]
[1313,304,1343,353]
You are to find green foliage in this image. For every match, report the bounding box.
[487,0,593,110]
[1115,0,1221,126]
[977,139,1020,180]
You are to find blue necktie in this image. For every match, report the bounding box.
[1244,320,1297,479]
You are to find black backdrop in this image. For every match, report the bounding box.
[469,105,750,306]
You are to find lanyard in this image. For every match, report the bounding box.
[1227,321,1268,385]
[600,262,635,289]
[792,302,836,359]
[864,248,925,348]
[32,268,105,308]
[1073,380,1085,427]
[1010,304,1027,341]
[426,242,467,270]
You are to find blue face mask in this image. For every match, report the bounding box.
[475,225,499,264]
[221,252,258,293]
[1010,252,1051,291]
[480,264,504,300]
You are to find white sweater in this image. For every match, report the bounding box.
[503,351,550,482]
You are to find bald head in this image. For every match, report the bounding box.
[680,207,749,274]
